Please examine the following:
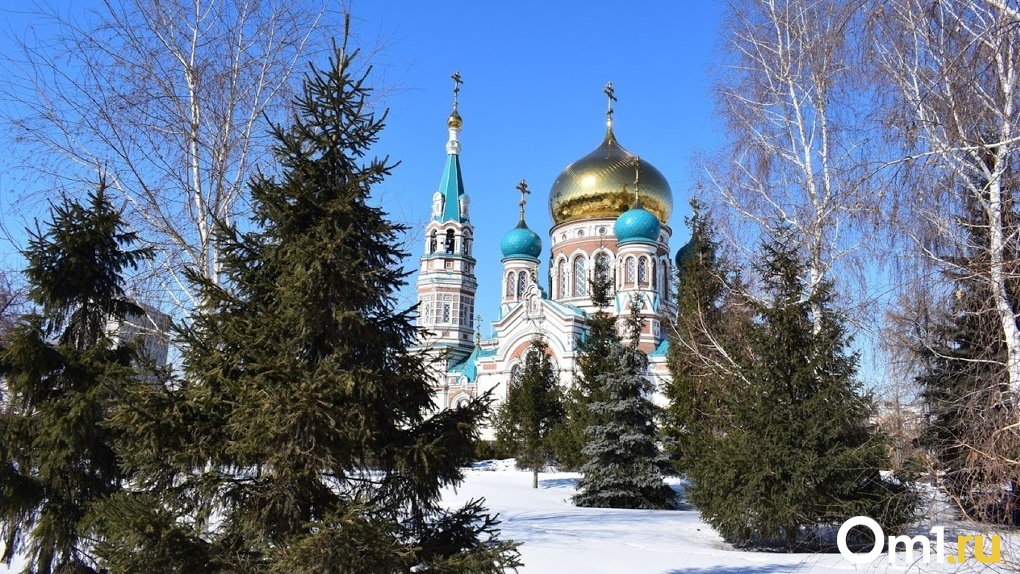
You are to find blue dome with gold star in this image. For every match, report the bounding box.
[500,219,542,260]
[614,201,660,245]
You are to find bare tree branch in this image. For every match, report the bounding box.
[0,0,344,315]
[703,0,879,333]
[871,0,1020,397]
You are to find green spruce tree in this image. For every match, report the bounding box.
[918,280,1015,522]
[93,38,519,573]
[916,181,1020,524]
[0,181,151,573]
[570,257,675,509]
[493,338,565,488]
[552,252,625,469]
[663,200,741,475]
[681,224,912,550]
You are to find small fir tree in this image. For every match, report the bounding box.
[680,224,912,550]
[570,257,675,509]
[572,342,676,509]
[0,181,151,573]
[552,256,619,469]
[493,338,565,488]
[92,38,520,572]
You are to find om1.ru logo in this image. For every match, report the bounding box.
[838,516,1001,565]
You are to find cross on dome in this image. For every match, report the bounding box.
[603,81,617,130]
[516,179,530,221]
[446,71,463,152]
[451,71,463,110]
[500,178,542,260]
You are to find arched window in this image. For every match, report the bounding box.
[506,272,515,299]
[429,230,437,254]
[595,253,610,289]
[626,257,636,284]
[517,271,527,297]
[573,256,587,297]
[510,364,522,388]
[463,234,472,255]
[445,229,455,253]
[638,257,648,285]
[652,259,659,289]
[557,259,567,299]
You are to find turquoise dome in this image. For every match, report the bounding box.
[500,220,542,260]
[675,238,697,267]
[675,238,715,267]
[614,203,661,244]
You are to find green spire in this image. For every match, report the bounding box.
[437,71,467,223]
[437,153,466,222]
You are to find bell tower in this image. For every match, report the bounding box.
[416,72,477,366]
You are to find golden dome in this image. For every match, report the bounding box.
[448,108,463,129]
[549,128,672,226]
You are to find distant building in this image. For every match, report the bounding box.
[873,396,927,471]
[414,86,690,426]
[106,303,171,367]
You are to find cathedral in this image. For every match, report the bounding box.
[415,83,687,420]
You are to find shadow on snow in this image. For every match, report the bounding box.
[661,566,800,574]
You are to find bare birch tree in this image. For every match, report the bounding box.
[0,269,22,348]
[1,0,339,312]
[870,0,1020,396]
[704,0,875,328]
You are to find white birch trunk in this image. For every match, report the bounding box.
[873,0,1020,396]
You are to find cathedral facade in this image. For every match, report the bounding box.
[415,88,684,424]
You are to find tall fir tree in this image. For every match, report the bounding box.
[493,338,565,488]
[916,181,1020,524]
[663,200,742,474]
[570,257,675,509]
[0,181,151,573]
[92,37,520,573]
[918,279,1016,522]
[680,224,913,550]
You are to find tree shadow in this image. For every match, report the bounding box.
[536,477,697,510]
[661,566,798,574]
[538,477,577,489]
[669,482,694,511]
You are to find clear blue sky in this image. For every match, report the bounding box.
[0,1,727,328]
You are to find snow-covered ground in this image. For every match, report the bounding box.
[3,461,1015,572]
[445,460,1014,573]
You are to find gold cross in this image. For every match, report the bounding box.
[516,179,530,205]
[603,81,617,120]
[516,179,530,217]
[451,71,463,106]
